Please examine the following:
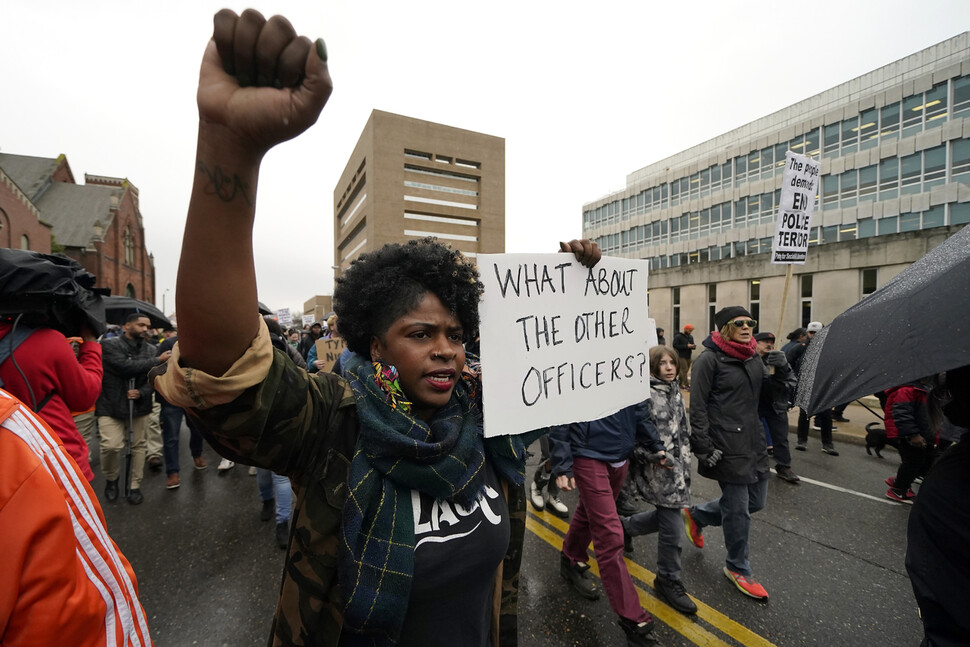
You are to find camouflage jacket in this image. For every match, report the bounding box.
[153,322,522,647]
[629,377,692,508]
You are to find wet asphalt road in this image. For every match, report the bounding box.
[95,424,925,647]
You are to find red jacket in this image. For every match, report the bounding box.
[0,324,102,480]
[883,384,932,440]
[0,389,152,646]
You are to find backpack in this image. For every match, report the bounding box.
[0,326,54,412]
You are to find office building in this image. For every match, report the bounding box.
[583,33,970,335]
[332,110,505,274]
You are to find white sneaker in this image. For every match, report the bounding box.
[529,481,545,510]
[217,458,235,471]
[545,492,569,518]
[248,466,258,476]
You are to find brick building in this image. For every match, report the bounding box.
[0,161,54,253]
[0,153,155,301]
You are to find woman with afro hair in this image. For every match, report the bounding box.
[153,9,601,647]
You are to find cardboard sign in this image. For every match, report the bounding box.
[478,254,650,437]
[276,308,292,326]
[314,337,347,373]
[771,151,821,264]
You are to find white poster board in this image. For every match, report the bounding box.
[303,314,315,327]
[771,151,822,265]
[276,308,292,326]
[478,254,650,437]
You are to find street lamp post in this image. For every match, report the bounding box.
[162,288,170,316]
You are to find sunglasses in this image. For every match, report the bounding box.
[730,319,758,328]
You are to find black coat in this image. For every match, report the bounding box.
[688,336,771,484]
[672,332,694,359]
[906,439,970,646]
[96,335,158,418]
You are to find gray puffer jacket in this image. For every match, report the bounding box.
[688,336,771,484]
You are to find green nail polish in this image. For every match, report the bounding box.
[315,38,328,62]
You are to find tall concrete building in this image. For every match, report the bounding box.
[333,110,505,274]
[584,33,970,337]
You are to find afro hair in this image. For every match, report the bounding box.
[333,238,483,357]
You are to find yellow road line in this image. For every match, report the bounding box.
[527,510,778,647]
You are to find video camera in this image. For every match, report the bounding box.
[0,248,108,338]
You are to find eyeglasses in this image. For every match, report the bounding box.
[730,319,758,328]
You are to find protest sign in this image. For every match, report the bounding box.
[276,308,292,326]
[303,314,315,327]
[478,254,650,437]
[314,338,347,373]
[771,151,821,265]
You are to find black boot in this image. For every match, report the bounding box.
[618,615,656,645]
[275,521,289,549]
[654,574,698,614]
[620,516,634,556]
[260,499,275,521]
[104,478,119,502]
[559,553,600,600]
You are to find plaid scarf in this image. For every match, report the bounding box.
[338,353,534,646]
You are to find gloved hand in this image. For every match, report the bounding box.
[766,350,788,368]
[633,445,668,466]
[695,448,723,468]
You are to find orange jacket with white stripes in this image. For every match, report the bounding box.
[0,388,153,647]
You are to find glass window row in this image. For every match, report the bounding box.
[596,202,970,266]
[585,74,970,230]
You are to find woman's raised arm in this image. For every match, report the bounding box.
[176,9,332,375]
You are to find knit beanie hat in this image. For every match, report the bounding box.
[714,306,753,329]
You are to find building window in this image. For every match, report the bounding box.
[861,268,878,297]
[707,284,717,334]
[672,287,681,334]
[125,283,136,298]
[800,274,813,327]
[404,149,432,160]
[952,202,970,225]
[922,205,945,229]
[952,139,970,182]
[20,234,29,250]
[954,75,970,118]
[878,216,898,235]
[899,211,921,232]
[124,226,135,266]
[749,280,760,334]
[880,102,900,141]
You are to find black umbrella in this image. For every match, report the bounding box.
[103,296,172,329]
[796,224,970,415]
[257,301,273,316]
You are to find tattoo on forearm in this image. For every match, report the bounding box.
[196,161,252,205]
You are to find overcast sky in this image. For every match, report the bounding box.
[3,1,969,316]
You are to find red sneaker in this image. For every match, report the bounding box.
[885,488,916,504]
[884,477,896,488]
[723,567,769,600]
[681,508,704,548]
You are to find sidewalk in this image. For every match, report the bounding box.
[785,399,882,447]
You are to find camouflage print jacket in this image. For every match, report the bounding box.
[628,377,692,509]
[153,319,522,647]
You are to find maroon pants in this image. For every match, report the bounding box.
[561,457,650,623]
